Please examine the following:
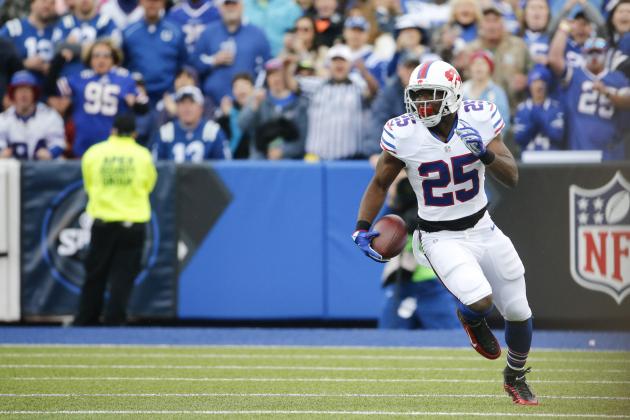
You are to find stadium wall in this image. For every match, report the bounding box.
[14,161,630,329]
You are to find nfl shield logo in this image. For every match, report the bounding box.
[570,171,630,304]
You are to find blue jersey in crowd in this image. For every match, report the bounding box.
[513,98,564,151]
[155,119,228,162]
[123,18,187,102]
[58,67,138,156]
[562,66,630,160]
[0,18,55,62]
[166,0,220,53]
[192,21,271,105]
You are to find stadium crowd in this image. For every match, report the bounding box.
[1,0,630,161]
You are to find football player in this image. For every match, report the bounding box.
[154,86,229,162]
[549,34,630,160]
[352,60,538,405]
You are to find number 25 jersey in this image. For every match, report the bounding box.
[380,100,504,222]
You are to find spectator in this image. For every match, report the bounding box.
[344,15,388,88]
[99,0,144,30]
[521,0,552,64]
[282,16,325,75]
[238,58,307,160]
[0,70,65,160]
[387,15,439,79]
[492,0,521,34]
[369,53,420,143]
[397,0,450,29]
[605,0,630,75]
[243,0,302,56]
[74,112,156,326]
[51,0,121,76]
[122,0,187,104]
[465,5,532,109]
[48,39,148,156]
[155,86,228,162]
[0,0,57,79]
[549,1,606,68]
[312,0,343,48]
[156,66,200,127]
[549,35,630,159]
[296,0,316,16]
[286,44,377,160]
[191,0,270,108]
[461,50,511,133]
[165,0,220,54]
[513,64,565,152]
[0,38,22,110]
[433,0,481,63]
[215,73,256,158]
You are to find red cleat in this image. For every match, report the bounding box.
[457,309,501,360]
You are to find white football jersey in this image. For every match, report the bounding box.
[380,100,505,222]
[0,103,65,159]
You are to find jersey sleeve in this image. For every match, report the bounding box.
[380,114,417,158]
[460,100,504,144]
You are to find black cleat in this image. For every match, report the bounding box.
[457,309,501,360]
[504,366,539,406]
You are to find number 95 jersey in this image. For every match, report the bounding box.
[380,100,504,222]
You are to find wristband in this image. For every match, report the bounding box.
[355,220,371,231]
[480,150,496,165]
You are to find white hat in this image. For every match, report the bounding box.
[326,44,353,62]
[175,86,204,105]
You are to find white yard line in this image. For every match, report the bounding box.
[0,363,626,374]
[0,410,628,418]
[0,392,628,401]
[1,352,629,363]
[4,376,629,384]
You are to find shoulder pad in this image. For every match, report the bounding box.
[96,14,110,29]
[460,100,504,141]
[62,15,74,28]
[202,121,220,142]
[381,113,417,155]
[6,19,22,37]
[80,69,95,78]
[114,67,130,77]
[160,122,175,143]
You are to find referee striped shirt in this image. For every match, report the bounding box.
[300,76,367,160]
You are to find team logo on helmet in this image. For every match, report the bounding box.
[569,171,630,304]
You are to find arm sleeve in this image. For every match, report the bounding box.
[208,128,227,159]
[512,105,537,149]
[540,105,565,146]
[46,111,66,158]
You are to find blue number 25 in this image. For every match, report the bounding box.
[419,154,480,206]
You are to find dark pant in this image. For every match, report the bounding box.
[74,220,146,326]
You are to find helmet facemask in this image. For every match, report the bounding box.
[404,85,457,128]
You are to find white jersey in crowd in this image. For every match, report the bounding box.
[0,103,65,159]
[380,99,505,222]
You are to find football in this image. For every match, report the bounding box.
[371,214,408,259]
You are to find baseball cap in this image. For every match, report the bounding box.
[175,86,204,105]
[527,64,552,86]
[394,14,427,31]
[344,16,370,31]
[469,50,495,74]
[327,44,353,62]
[482,4,503,17]
[264,58,283,72]
[9,70,38,88]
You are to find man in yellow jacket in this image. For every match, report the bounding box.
[74,112,157,326]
